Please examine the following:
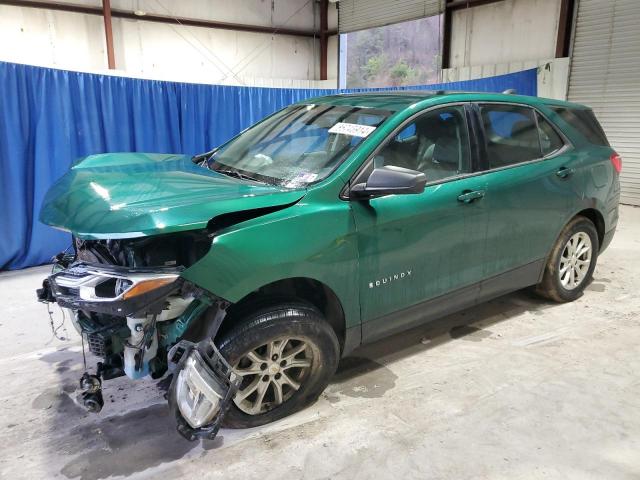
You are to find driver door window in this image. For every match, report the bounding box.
[375,106,471,183]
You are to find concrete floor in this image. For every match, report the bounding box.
[1,205,639,480]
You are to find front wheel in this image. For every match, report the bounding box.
[217,300,340,429]
[535,216,599,302]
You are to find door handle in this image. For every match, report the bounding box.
[556,167,574,179]
[457,190,485,203]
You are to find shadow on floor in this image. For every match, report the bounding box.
[330,288,557,388]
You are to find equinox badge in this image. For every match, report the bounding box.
[368,270,412,288]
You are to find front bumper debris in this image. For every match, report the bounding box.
[167,340,241,441]
[37,259,237,441]
[37,261,188,380]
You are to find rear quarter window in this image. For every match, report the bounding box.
[548,106,609,146]
[536,112,564,156]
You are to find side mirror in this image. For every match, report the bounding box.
[350,165,427,199]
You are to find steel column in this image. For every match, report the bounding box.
[319,0,329,80]
[102,0,115,69]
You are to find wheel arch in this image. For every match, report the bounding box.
[217,277,348,353]
[536,206,606,285]
[575,208,605,250]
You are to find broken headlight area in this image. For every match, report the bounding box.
[168,340,240,441]
[74,229,213,269]
[37,261,190,381]
[43,261,183,317]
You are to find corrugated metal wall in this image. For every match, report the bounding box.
[567,0,640,205]
[338,0,443,33]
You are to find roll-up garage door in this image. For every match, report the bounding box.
[567,0,640,205]
[338,0,444,33]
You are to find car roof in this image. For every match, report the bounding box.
[299,91,587,112]
[300,91,456,110]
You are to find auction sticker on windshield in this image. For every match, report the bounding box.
[328,122,376,137]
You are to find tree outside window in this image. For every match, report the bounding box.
[341,15,443,88]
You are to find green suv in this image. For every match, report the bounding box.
[37,91,620,440]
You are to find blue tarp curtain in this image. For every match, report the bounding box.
[0,61,537,270]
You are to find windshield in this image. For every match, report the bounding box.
[206,104,392,187]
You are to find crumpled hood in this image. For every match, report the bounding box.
[40,153,306,239]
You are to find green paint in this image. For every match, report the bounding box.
[40,153,305,240]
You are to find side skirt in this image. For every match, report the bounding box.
[360,259,545,345]
[342,325,362,358]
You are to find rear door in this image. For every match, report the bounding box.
[475,103,580,285]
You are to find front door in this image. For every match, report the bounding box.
[350,104,489,342]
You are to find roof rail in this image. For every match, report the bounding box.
[502,88,517,94]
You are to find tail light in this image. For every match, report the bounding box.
[610,152,622,173]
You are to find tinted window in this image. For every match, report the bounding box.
[549,106,609,146]
[374,106,471,182]
[480,105,541,168]
[536,112,564,156]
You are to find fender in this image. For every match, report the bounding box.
[181,198,361,331]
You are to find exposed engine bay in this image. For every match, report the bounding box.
[73,230,212,269]
[36,231,239,441]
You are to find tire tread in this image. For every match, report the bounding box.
[535,215,599,303]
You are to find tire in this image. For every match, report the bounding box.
[216,299,340,429]
[535,216,599,303]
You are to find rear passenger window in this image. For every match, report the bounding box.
[549,106,609,146]
[536,112,564,156]
[480,105,540,168]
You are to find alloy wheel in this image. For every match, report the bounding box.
[559,231,592,290]
[232,337,313,415]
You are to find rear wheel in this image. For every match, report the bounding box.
[535,216,599,302]
[217,300,340,428]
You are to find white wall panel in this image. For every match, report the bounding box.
[111,0,316,30]
[18,0,318,29]
[112,16,318,83]
[450,0,561,68]
[443,58,570,101]
[0,6,108,71]
[0,1,339,86]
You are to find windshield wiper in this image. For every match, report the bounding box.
[192,148,218,165]
[215,168,266,184]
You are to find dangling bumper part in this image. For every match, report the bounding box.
[167,340,241,441]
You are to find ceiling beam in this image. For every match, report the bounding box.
[447,0,505,11]
[0,0,338,38]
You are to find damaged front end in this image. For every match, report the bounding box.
[36,233,238,441]
[34,152,309,440]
